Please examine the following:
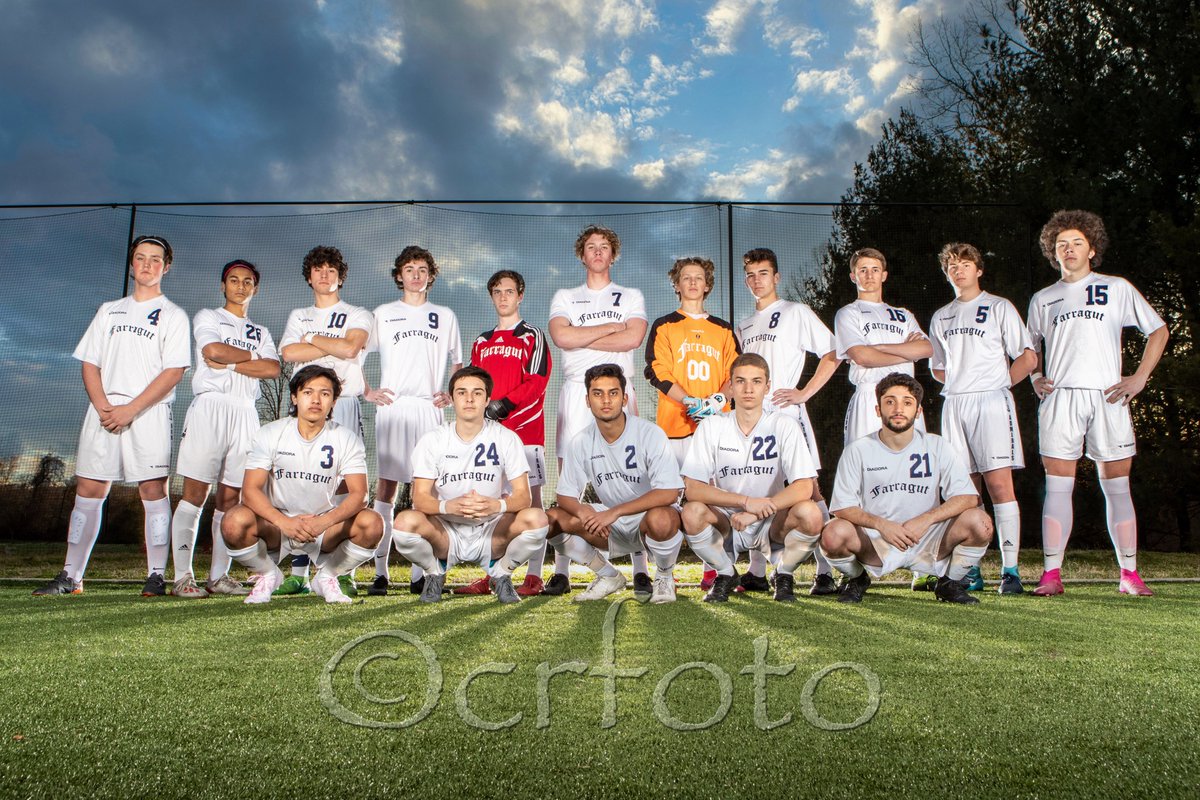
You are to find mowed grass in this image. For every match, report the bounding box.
[1,547,1199,800]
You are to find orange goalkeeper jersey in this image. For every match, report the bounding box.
[643,311,741,439]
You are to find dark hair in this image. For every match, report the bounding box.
[669,257,715,298]
[850,247,887,271]
[574,225,621,261]
[875,372,924,406]
[730,352,770,381]
[449,365,493,396]
[1039,210,1108,269]
[221,259,260,285]
[487,269,525,295]
[302,246,347,284]
[742,248,778,274]
[129,235,173,267]
[392,245,439,289]
[288,365,342,418]
[584,363,627,392]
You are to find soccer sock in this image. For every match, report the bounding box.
[550,533,618,578]
[373,499,395,579]
[391,531,442,575]
[747,547,768,578]
[143,497,171,577]
[318,539,376,578]
[825,554,863,579]
[525,543,547,578]
[64,495,105,582]
[813,500,833,576]
[777,530,821,576]
[631,550,650,575]
[290,554,311,579]
[644,532,683,574]
[553,549,571,577]
[227,540,277,575]
[170,500,203,577]
[209,510,231,580]
[411,565,425,583]
[993,501,1020,571]
[1042,475,1075,572]
[685,525,734,576]
[947,544,990,582]
[1100,476,1138,571]
[498,526,549,575]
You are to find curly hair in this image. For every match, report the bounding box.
[392,245,439,289]
[938,242,984,273]
[1039,210,1108,269]
[574,225,621,261]
[487,269,525,294]
[850,247,887,271]
[875,372,924,406]
[669,257,715,299]
[302,246,347,284]
[742,248,778,273]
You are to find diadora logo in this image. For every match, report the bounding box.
[719,446,739,453]
[866,466,888,472]
[590,454,605,460]
[278,450,296,456]
[446,454,460,460]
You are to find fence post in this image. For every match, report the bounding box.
[121,204,137,298]
[726,203,734,323]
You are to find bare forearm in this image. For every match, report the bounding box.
[1134,326,1169,380]
[550,320,620,349]
[920,494,977,526]
[1008,350,1037,386]
[203,342,253,364]
[771,478,813,509]
[799,351,840,400]
[845,345,909,368]
[832,505,891,532]
[684,478,747,510]
[128,368,185,414]
[81,363,109,409]
[316,487,368,529]
[875,339,933,361]
[589,325,646,352]
[609,488,680,519]
[233,359,281,379]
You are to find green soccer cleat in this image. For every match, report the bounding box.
[910,572,938,592]
[338,575,358,597]
[273,574,311,596]
[964,565,984,592]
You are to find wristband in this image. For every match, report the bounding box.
[303,332,316,344]
[438,500,447,515]
[1030,372,1043,383]
[499,499,508,514]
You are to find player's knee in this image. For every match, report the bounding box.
[790,501,823,535]
[964,508,993,546]
[137,479,167,501]
[394,509,424,532]
[517,507,549,531]
[643,506,680,540]
[545,506,571,534]
[221,505,256,547]
[680,501,709,534]
[353,509,384,546]
[821,518,853,555]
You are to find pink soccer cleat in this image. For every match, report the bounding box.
[1032,568,1064,596]
[1119,569,1154,596]
[700,569,717,591]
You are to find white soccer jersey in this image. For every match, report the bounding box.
[411,420,529,525]
[830,429,976,523]
[549,281,647,381]
[244,417,367,518]
[371,299,462,398]
[73,295,191,405]
[834,299,926,386]
[279,301,372,397]
[558,415,684,508]
[189,308,278,402]
[1027,273,1164,390]
[737,299,835,404]
[681,411,815,498]
[929,291,1033,395]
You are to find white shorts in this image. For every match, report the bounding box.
[860,519,952,579]
[667,436,691,468]
[75,400,172,483]
[441,515,503,568]
[765,402,822,470]
[1038,388,1136,462]
[376,397,443,482]
[333,395,363,441]
[584,503,647,558]
[556,379,637,457]
[525,445,546,488]
[844,384,925,445]
[941,390,1024,473]
[713,506,773,556]
[176,393,259,487]
[279,531,327,564]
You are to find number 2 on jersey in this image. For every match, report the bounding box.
[474,443,499,467]
[751,436,777,461]
[908,453,931,478]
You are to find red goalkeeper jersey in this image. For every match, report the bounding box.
[470,320,552,447]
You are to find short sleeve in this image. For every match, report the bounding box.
[624,288,647,321]
[347,306,373,334]
[555,432,589,499]
[902,307,927,339]
[549,289,571,322]
[279,309,305,349]
[680,418,717,482]
[501,428,528,480]
[72,305,108,365]
[643,425,684,491]
[833,305,864,360]
[411,431,439,480]
[243,424,274,472]
[829,442,865,513]
[1119,278,1165,336]
[929,315,948,372]
[778,417,816,481]
[257,325,279,362]
[797,305,835,356]
[337,428,368,478]
[193,310,222,350]
[998,299,1034,361]
[1026,296,1044,350]
[936,437,977,501]
[448,310,464,366]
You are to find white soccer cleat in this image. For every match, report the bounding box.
[573,573,627,602]
[650,571,676,604]
[313,570,353,605]
[244,567,284,604]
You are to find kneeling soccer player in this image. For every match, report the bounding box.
[221,365,383,605]
[680,353,824,603]
[821,373,992,604]
[391,366,550,603]
[548,363,684,603]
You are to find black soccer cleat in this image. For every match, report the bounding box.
[32,570,81,596]
[367,575,390,596]
[935,575,980,605]
[837,571,871,603]
[409,576,425,595]
[809,573,838,596]
[998,572,1025,595]
[773,573,796,602]
[141,573,167,597]
[736,572,771,593]
[632,572,653,603]
[704,573,735,603]
[541,572,572,596]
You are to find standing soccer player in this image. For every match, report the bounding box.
[457,269,551,597]
[390,366,550,603]
[221,366,382,605]
[1026,211,1168,596]
[737,247,841,595]
[821,373,993,604]
[680,354,824,602]
[277,245,372,594]
[170,259,280,598]
[546,224,648,595]
[549,364,684,603]
[929,243,1036,594]
[366,246,462,596]
[34,236,190,596]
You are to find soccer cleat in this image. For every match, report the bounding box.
[935,575,980,605]
[1119,569,1154,597]
[245,568,284,604]
[964,565,985,591]
[541,573,571,596]
[206,575,249,596]
[141,573,167,597]
[171,573,209,599]
[910,572,937,592]
[1032,569,1064,597]
[574,573,627,602]
[454,576,493,595]
[366,575,390,596]
[419,573,445,603]
[650,571,676,604]
[409,576,426,595]
[32,570,81,596]
[515,574,544,597]
[314,571,353,605]
[773,573,796,602]
[998,571,1025,595]
[492,575,521,604]
[704,573,735,603]
[273,575,310,596]
[700,569,717,591]
[837,571,871,603]
[632,572,653,602]
[735,572,771,593]
[338,575,358,597]
[809,573,838,596]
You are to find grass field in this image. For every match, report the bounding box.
[2,545,1198,799]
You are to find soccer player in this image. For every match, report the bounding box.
[457,269,551,597]
[170,259,280,598]
[365,246,462,597]
[277,245,372,594]
[1026,210,1168,596]
[221,365,382,605]
[546,224,648,595]
[391,366,550,603]
[34,235,190,597]
[821,372,993,604]
[680,353,824,602]
[549,364,684,603]
[737,247,841,595]
[929,243,1036,594]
